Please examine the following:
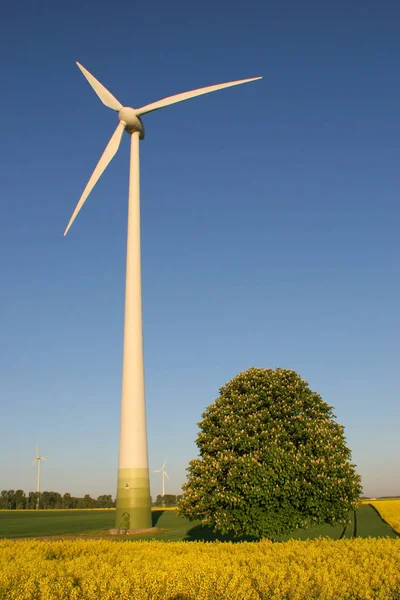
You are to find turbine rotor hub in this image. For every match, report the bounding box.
[119,107,145,139]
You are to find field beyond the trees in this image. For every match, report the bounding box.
[0,502,398,540]
[367,499,400,534]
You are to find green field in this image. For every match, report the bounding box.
[0,505,397,541]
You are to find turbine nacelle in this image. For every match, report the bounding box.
[119,107,145,139]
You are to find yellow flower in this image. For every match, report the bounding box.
[1,538,400,599]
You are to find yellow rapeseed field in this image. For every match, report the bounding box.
[368,499,400,534]
[1,538,400,599]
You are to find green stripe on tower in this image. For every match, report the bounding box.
[115,468,152,530]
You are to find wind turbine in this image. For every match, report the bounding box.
[31,445,47,510]
[153,459,169,498]
[64,61,261,531]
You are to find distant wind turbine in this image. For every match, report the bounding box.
[153,459,169,498]
[31,445,47,509]
[64,61,262,531]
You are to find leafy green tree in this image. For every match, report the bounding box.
[52,492,62,508]
[76,494,95,509]
[39,491,62,509]
[27,492,38,509]
[96,495,113,508]
[40,491,50,509]
[7,490,16,510]
[15,490,26,509]
[162,494,177,506]
[154,494,178,506]
[84,494,95,508]
[0,490,9,509]
[178,367,362,538]
[62,493,73,509]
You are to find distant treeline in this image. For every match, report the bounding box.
[0,490,115,510]
[0,490,183,510]
[153,494,182,507]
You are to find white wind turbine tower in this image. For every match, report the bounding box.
[153,459,169,498]
[31,445,47,510]
[64,61,261,532]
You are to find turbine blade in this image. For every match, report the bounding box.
[164,471,169,480]
[31,459,37,467]
[76,62,123,111]
[162,459,167,469]
[153,469,161,473]
[36,444,39,458]
[40,457,48,460]
[64,121,125,235]
[135,76,262,116]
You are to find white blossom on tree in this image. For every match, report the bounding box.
[178,367,362,538]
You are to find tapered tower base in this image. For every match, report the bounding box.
[115,467,152,530]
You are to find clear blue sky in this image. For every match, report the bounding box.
[0,0,399,499]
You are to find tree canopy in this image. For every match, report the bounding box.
[178,367,362,538]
